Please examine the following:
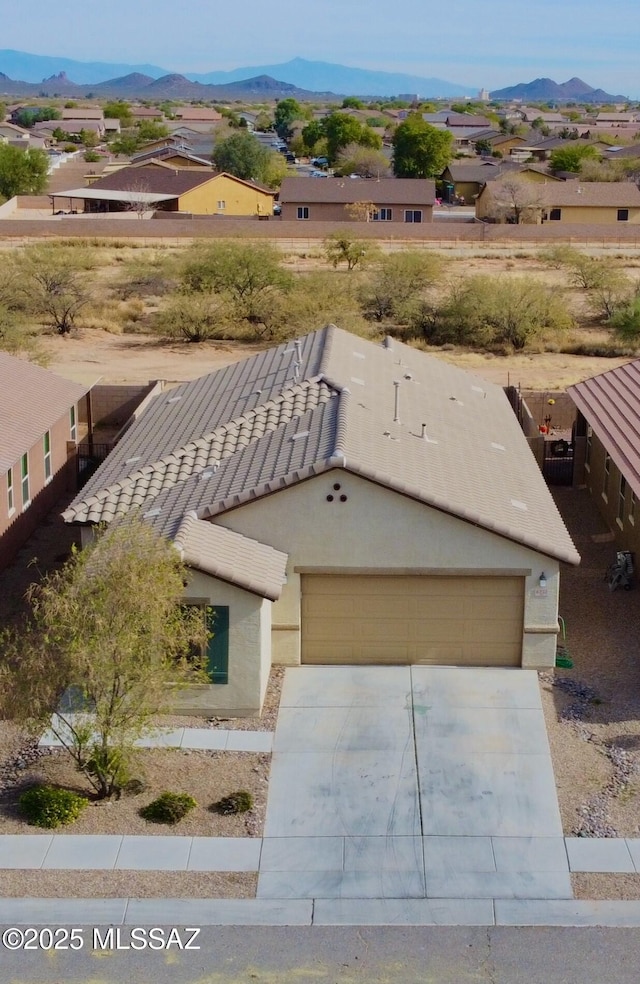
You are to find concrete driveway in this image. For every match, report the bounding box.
[258,666,571,901]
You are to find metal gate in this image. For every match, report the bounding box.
[542,439,574,486]
[76,443,113,488]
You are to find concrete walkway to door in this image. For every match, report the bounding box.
[258,665,572,903]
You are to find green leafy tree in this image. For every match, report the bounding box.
[392,114,453,177]
[137,120,170,142]
[0,145,49,198]
[102,101,133,127]
[111,132,142,156]
[324,233,379,271]
[549,144,598,174]
[254,111,273,132]
[342,97,364,109]
[323,112,382,164]
[0,516,207,800]
[273,98,303,139]
[13,106,61,128]
[212,131,269,181]
[301,120,324,153]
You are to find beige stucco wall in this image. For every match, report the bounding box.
[546,206,640,225]
[179,571,272,716]
[214,470,561,668]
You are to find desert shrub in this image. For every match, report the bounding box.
[611,296,640,340]
[358,251,442,323]
[140,791,197,824]
[412,275,573,350]
[213,789,254,815]
[154,292,238,342]
[19,785,88,829]
[180,241,292,299]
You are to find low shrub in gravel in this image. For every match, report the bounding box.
[19,785,88,829]
[213,790,254,815]
[139,791,197,824]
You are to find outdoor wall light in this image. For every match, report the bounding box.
[539,572,547,588]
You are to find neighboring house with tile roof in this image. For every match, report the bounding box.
[569,360,640,556]
[0,353,91,570]
[279,177,435,223]
[476,180,640,224]
[48,165,274,217]
[64,326,579,717]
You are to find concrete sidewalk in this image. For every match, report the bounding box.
[39,721,273,753]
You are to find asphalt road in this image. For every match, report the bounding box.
[3,926,640,984]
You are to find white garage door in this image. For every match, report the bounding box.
[301,574,524,666]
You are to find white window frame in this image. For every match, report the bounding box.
[70,405,77,442]
[617,474,626,527]
[44,430,52,484]
[603,451,611,501]
[404,209,423,223]
[7,466,14,516]
[630,491,636,526]
[297,206,309,220]
[216,200,226,209]
[373,208,393,221]
[21,452,30,511]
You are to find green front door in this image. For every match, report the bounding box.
[206,606,229,684]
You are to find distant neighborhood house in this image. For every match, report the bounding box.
[278,177,436,223]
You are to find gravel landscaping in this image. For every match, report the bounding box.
[543,487,640,842]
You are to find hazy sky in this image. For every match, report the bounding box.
[4,0,640,94]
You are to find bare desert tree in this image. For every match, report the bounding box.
[484,174,546,224]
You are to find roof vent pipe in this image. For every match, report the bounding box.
[294,339,302,363]
[393,380,401,423]
[384,336,393,351]
[421,423,427,439]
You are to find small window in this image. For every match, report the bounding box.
[183,604,229,684]
[603,452,611,500]
[373,208,393,221]
[216,200,226,209]
[618,474,627,525]
[7,467,14,516]
[21,453,30,510]
[404,209,422,223]
[618,209,629,222]
[70,405,77,442]
[44,430,52,483]
[585,425,592,470]
[630,491,636,525]
[297,206,309,220]
[549,208,562,221]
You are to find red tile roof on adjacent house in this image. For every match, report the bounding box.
[0,353,90,474]
[568,360,640,497]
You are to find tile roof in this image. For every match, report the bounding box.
[66,327,579,567]
[279,177,436,206]
[568,360,640,497]
[174,514,287,600]
[0,352,90,475]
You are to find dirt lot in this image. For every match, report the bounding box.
[42,325,633,391]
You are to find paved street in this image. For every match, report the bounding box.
[5,926,640,983]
